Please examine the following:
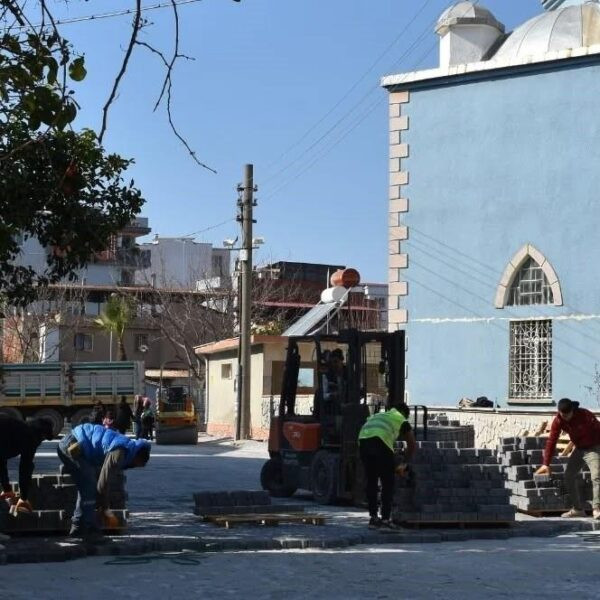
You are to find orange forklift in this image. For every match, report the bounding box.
[261,329,424,505]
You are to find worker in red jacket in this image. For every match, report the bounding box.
[535,398,600,519]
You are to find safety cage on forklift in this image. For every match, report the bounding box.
[261,329,426,505]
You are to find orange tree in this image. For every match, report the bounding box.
[0,9,143,304]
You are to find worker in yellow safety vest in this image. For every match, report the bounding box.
[358,403,416,530]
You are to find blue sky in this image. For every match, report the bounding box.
[51,0,541,282]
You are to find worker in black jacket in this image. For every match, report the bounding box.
[0,416,54,512]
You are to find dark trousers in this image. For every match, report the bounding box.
[359,437,395,520]
[57,435,98,530]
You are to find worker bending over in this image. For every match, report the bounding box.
[57,423,151,541]
[0,416,54,513]
[535,397,600,520]
[358,402,416,530]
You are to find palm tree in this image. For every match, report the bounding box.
[94,294,133,361]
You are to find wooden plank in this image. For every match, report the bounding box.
[516,508,590,518]
[400,521,512,529]
[204,512,325,528]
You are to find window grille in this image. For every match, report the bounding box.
[508,258,553,306]
[136,334,148,351]
[509,320,552,401]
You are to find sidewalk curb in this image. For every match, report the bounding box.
[2,520,597,565]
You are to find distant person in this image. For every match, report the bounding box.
[115,398,134,435]
[0,417,54,514]
[89,400,105,425]
[57,423,151,541]
[102,409,115,430]
[535,398,600,520]
[133,395,145,439]
[358,402,416,530]
[140,399,155,441]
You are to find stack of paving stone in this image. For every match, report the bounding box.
[393,440,516,524]
[423,413,475,448]
[497,436,592,514]
[2,470,128,534]
[193,490,304,517]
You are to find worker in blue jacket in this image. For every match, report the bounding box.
[57,423,150,541]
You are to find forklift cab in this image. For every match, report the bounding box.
[262,329,407,504]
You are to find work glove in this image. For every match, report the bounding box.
[534,465,551,477]
[395,463,409,477]
[10,499,33,515]
[98,509,120,529]
[0,491,18,505]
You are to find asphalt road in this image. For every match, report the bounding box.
[2,536,600,599]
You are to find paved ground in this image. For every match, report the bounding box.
[3,433,600,590]
[2,535,600,599]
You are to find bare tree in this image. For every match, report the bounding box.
[0,284,87,362]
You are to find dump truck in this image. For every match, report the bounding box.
[0,361,145,437]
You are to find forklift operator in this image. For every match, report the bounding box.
[321,349,346,407]
[358,402,416,530]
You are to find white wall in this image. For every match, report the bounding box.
[139,238,217,289]
[429,406,600,448]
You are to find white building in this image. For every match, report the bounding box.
[137,235,231,290]
[14,217,151,286]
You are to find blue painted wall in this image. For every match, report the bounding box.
[399,60,600,408]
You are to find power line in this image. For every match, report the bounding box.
[183,217,236,239]
[260,0,466,195]
[405,273,595,379]
[261,6,440,190]
[5,0,204,31]
[408,226,600,338]
[261,0,438,179]
[407,254,600,363]
[261,31,440,202]
[261,0,473,200]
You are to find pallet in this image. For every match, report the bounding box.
[399,520,512,529]
[194,504,306,517]
[517,508,590,518]
[203,512,326,529]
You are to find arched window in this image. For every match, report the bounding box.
[507,257,554,306]
[495,244,563,309]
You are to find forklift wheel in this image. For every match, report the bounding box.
[310,451,339,505]
[260,459,296,498]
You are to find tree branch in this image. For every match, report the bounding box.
[136,0,216,174]
[99,0,142,144]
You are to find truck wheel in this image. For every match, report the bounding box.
[0,407,22,420]
[70,408,91,428]
[311,451,339,505]
[260,458,296,498]
[33,408,64,438]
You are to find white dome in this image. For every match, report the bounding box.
[494,2,600,61]
[436,2,505,35]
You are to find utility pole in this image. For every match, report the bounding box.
[236,164,256,440]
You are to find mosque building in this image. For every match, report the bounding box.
[382,0,600,406]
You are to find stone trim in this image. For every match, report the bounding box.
[495,243,563,308]
[388,90,410,332]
